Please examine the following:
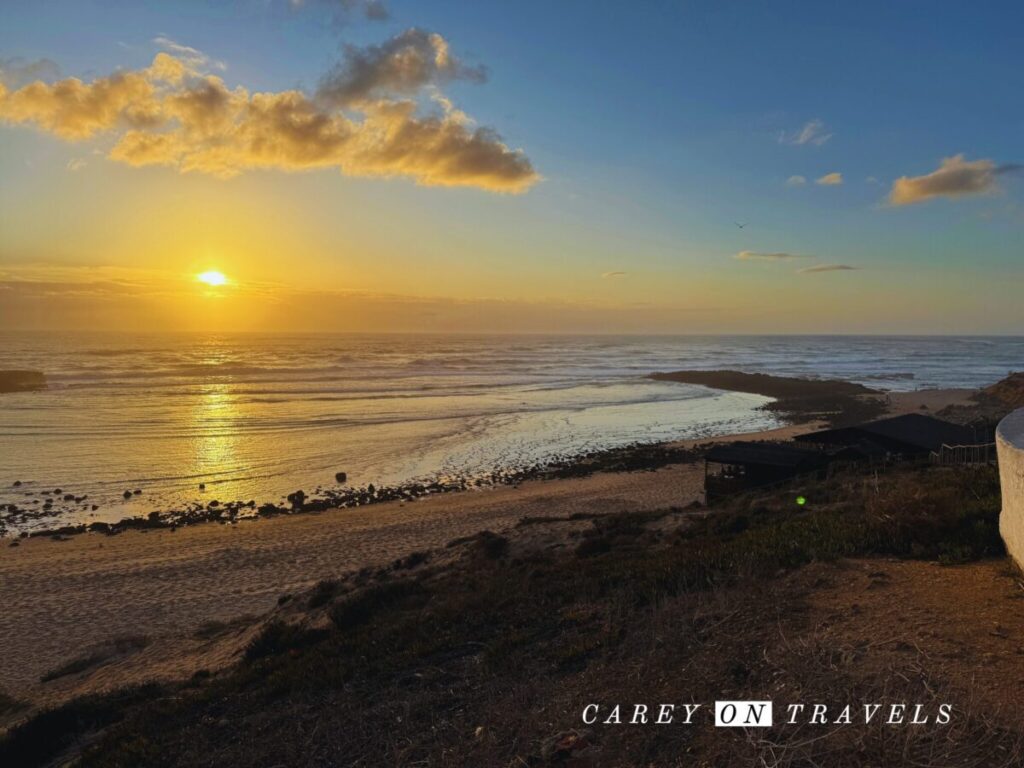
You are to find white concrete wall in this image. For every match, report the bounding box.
[997,408,1024,571]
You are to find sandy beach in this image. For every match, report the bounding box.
[0,386,977,711]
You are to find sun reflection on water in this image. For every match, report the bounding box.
[191,384,240,478]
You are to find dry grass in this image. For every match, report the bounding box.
[39,635,150,683]
[1,464,1016,767]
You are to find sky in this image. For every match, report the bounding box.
[0,0,1022,334]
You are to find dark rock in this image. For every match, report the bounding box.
[0,370,46,393]
[123,490,133,499]
[335,472,347,483]
[12,480,22,487]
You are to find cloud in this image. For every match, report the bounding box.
[0,263,732,334]
[318,28,486,108]
[888,154,1020,206]
[786,175,806,187]
[290,0,390,23]
[601,271,627,278]
[734,251,809,261]
[798,264,859,274]
[816,172,843,186]
[66,158,87,171]
[0,57,60,88]
[153,36,226,72]
[362,1,390,20]
[0,65,161,139]
[0,44,538,193]
[779,118,831,147]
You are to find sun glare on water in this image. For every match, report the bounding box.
[197,270,228,287]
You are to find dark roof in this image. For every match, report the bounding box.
[795,413,976,452]
[705,442,827,469]
[829,440,889,459]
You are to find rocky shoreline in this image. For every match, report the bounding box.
[4,440,704,541]
[650,369,888,426]
[8,369,1017,542]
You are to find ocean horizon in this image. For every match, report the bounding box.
[2,332,1022,533]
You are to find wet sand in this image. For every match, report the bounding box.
[0,388,973,708]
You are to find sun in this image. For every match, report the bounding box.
[197,270,228,287]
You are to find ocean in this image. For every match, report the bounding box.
[1,333,1021,532]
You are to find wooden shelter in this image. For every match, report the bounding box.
[794,413,977,457]
[704,442,829,503]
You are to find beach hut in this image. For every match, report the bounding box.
[704,442,830,503]
[794,413,977,458]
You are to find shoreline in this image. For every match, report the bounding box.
[2,370,978,540]
[0,383,976,707]
[0,420,809,707]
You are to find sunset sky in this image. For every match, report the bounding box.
[1,0,1021,334]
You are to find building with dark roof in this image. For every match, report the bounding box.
[794,413,977,457]
[704,442,830,502]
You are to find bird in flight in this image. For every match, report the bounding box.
[734,221,746,229]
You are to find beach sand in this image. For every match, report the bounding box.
[0,390,971,710]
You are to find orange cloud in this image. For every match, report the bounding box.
[0,264,728,334]
[0,42,538,193]
[888,154,1018,206]
[0,67,159,139]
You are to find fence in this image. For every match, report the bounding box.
[930,442,997,466]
